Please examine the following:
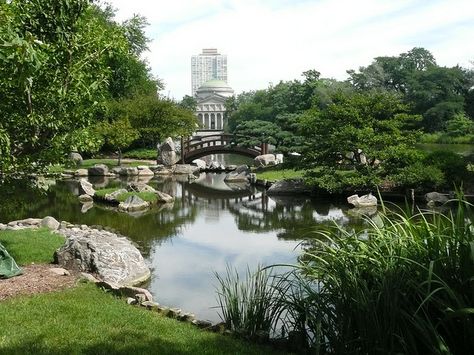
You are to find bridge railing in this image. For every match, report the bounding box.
[179,133,268,163]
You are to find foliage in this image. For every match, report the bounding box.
[301,90,422,192]
[123,148,156,160]
[107,95,197,147]
[96,118,139,165]
[0,283,284,355]
[215,265,281,339]
[216,201,474,354]
[0,228,65,265]
[179,95,198,111]
[423,150,471,187]
[0,1,159,173]
[445,113,474,137]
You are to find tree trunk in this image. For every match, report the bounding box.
[118,149,122,166]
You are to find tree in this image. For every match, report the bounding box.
[97,118,139,166]
[301,90,423,192]
[179,95,197,111]
[108,95,197,147]
[0,0,157,174]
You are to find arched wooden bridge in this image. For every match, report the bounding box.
[178,133,268,164]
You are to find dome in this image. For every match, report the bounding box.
[196,80,234,98]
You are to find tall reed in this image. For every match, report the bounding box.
[215,199,474,354]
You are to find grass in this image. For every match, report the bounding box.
[80,159,150,168]
[255,168,305,181]
[420,132,474,144]
[0,283,287,355]
[95,188,158,203]
[0,228,65,265]
[216,199,474,354]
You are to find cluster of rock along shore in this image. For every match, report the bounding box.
[0,216,218,330]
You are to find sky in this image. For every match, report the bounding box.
[107,0,474,100]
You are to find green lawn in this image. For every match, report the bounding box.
[0,283,286,355]
[95,188,158,203]
[256,168,305,181]
[0,229,286,355]
[123,148,157,160]
[0,228,65,265]
[48,159,152,174]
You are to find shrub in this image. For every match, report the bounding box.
[423,150,468,186]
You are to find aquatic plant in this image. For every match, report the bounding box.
[215,199,474,354]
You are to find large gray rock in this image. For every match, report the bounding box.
[119,167,139,176]
[173,164,200,175]
[267,179,312,195]
[254,154,277,168]
[68,152,83,166]
[118,195,150,212]
[88,164,109,176]
[192,159,207,170]
[41,216,60,230]
[55,228,150,286]
[104,189,128,203]
[424,192,449,206]
[74,169,88,177]
[224,165,250,182]
[347,193,378,207]
[158,137,177,166]
[78,179,95,196]
[138,167,154,177]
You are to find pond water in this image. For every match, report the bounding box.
[0,155,375,322]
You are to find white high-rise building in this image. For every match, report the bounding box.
[191,48,227,96]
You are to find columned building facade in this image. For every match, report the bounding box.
[195,80,234,133]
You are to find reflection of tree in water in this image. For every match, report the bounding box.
[227,192,371,241]
[0,179,199,257]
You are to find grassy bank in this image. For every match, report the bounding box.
[0,229,287,354]
[48,158,153,174]
[255,168,305,181]
[0,228,65,265]
[0,283,285,355]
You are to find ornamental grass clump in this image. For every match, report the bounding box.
[215,199,474,354]
[294,199,474,354]
[215,265,282,340]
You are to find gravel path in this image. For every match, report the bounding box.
[0,264,78,301]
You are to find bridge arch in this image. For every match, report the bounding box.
[178,134,268,164]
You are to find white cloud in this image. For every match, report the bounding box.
[107,0,474,100]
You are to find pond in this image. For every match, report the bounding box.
[0,156,377,322]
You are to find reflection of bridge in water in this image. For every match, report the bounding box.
[178,134,269,163]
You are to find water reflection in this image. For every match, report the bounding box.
[0,173,376,322]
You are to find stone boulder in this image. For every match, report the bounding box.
[152,165,173,175]
[267,179,312,195]
[118,195,150,212]
[173,164,200,175]
[55,228,150,286]
[138,167,154,177]
[156,191,174,203]
[41,216,60,230]
[224,165,250,182]
[127,183,156,193]
[192,159,207,170]
[209,161,224,171]
[158,137,177,166]
[424,192,449,206]
[254,154,277,168]
[104,189,128,203]
[74,169,88,177]
[347,193,378,208]
[68,152,83,166]
[119,167,139,176]
[88,164,109,176]
[78,179,95,196]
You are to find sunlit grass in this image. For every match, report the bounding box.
[0,228,65,265]
[0,283,287,355]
